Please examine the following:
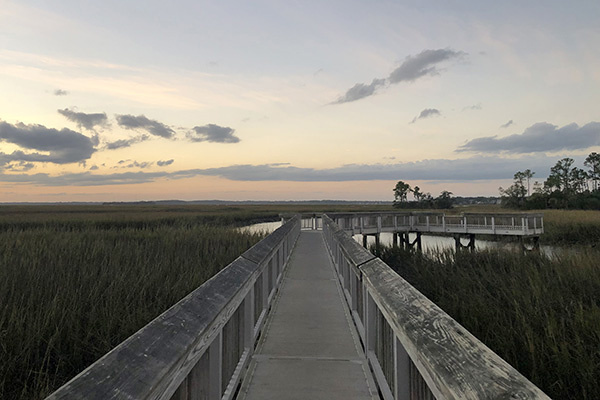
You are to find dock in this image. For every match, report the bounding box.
[47,214,549,400]
[238,231,376,399]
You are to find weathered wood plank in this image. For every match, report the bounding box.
[360,258,550,400]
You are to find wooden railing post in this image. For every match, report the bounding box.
[394,337,410,400]
[364,289,376,356]
[244,289,254,352]
[208,331,222,400]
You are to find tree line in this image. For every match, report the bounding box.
[393,181,454,209]
[500,152,600,209]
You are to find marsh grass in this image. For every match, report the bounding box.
[379,245,600,400]
[0,205,273,399]
[541,209,600,246]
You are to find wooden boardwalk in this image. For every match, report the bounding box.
[47,215,549,400]
[238,231,377,400]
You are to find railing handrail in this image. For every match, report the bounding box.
[47,216,301,400]
[322,214,550,399]
[328,211,544,236]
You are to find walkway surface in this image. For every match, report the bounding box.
[238,231,377,400]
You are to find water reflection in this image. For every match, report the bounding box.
[354,232,556,257]
[241,221,556,257]
[239,220,282,234]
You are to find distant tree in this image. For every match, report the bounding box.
[571,167,589,193]
[393,181,411,207]
[412,186,424,202]
[523,169,535,196]
[435,190,454,209]
[499,171,528,208]
[504,154,600,210]
[548,158,575,194]
[584,152,600,191]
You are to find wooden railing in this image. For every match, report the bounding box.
[322,214,550,400]
[46,216,301,400]
[328,211,544,236]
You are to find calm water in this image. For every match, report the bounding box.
[239,220,283,234]
[241,220,556,257]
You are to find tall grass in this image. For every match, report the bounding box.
[378,245,600,400]
[541,209,600,246]
[0,206,269,400]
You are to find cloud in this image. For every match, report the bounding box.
[157,159,174,167]
[0,155,560,186]
[54,89,68,96]
[90,165,99,170]
[115,159,153,169]
[104,134,150,150]
[0,121,96,165]
[58,108,108,130]
[187,124,240,143]
[410,108,441,124]
[500,120,514,128]
[5,161,35,172]
[457,122,600,153]
[388,49,466,83]
[334,48,466,104]
[463,103,482,111]
[333,79,386,103]
[116,114,175,138]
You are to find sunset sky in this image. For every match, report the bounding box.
[1,0,599,202]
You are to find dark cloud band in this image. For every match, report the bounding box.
[458,122,600,153]
[0,155,559,186]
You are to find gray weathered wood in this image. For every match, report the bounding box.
[322,215,549,400]
[361,257,550,400]
[47,216,300,400]
[327,211,544,237]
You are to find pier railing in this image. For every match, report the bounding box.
[47,216,301,400]
[328,211,543,236]
[322,214,549,400]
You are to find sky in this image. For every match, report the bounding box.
[1,0,599,202]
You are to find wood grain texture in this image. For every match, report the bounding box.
[360,258,551,400]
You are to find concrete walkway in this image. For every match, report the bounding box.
[238,231,377,400]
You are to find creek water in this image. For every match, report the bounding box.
[241,220,557,257]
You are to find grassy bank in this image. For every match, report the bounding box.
[378,245,600,400]
[0,205,275,400]
[540,209,600,246]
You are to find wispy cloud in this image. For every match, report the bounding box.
[104,135,150,150]
[187,124,240,143]
[462,103,482,111]
[58,108,108,131]
[410,108,441,124]
[53,89,68,96]
[500,120,514,128]
[0,121,96,166]
[115,159,153,169]
[115,114,175,138]
[334,79,386,103]
[457,122,600,153]
[334,48,466,104]
[5,161,35,172]
[157,159,174,167]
